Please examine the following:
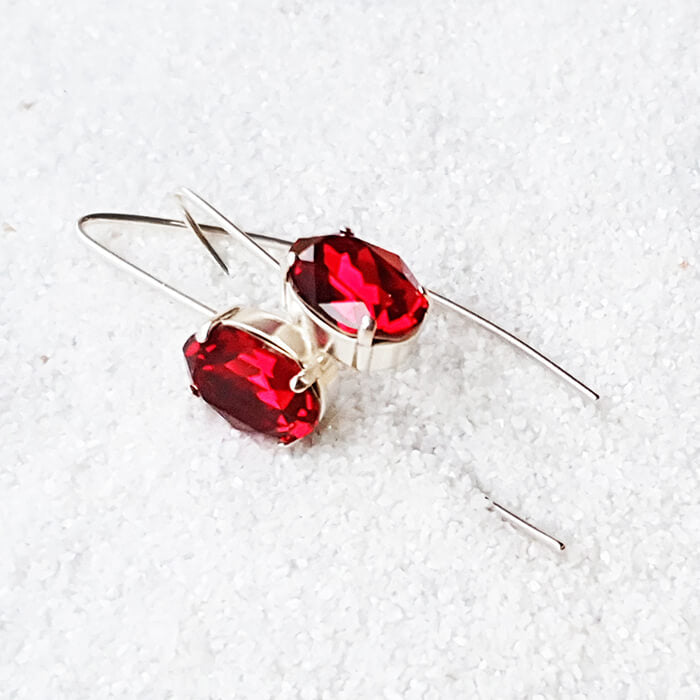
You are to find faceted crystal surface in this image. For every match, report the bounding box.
[288,233,429,340]
[184,324,320,444]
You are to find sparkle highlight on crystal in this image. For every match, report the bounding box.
[288,232,429,341]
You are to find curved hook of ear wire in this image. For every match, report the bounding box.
[76,201,569,552]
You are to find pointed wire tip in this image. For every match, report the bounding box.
[176,188,281,271]
[486,498,566,552]
[427,289,599,403]
[175,192,231,276]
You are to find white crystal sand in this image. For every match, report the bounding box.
[1,1,698,697]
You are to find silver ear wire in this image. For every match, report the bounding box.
[76,203,578,552]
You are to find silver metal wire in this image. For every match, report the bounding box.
[77,213,217,317]
[76,212,290,315]
[486,498,566,550]
[427,291,600,401]
[176,187,281,269]
[76,203,590,552]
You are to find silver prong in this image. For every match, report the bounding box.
[357,314,377,348]
[289,352,335,393]
[195,319,216,343]
[194,307,240,343]
[352,314,377,371]
[485,497,566,551]
[427,289,599,401]
[290,369,312,393]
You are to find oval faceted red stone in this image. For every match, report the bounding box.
[288,233,429,341]
[183,324,320,444]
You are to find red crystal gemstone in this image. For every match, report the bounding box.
[183,324,320,444]
[288,233,429,340]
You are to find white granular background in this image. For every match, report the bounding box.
[1,1,699,698]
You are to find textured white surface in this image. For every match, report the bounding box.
[2,1,699,697]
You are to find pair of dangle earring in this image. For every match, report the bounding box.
[78,189,599,550]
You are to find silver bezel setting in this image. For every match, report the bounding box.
[280,248,429,372]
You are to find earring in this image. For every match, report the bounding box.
[77,189,599,551]
[183,306,336,445]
